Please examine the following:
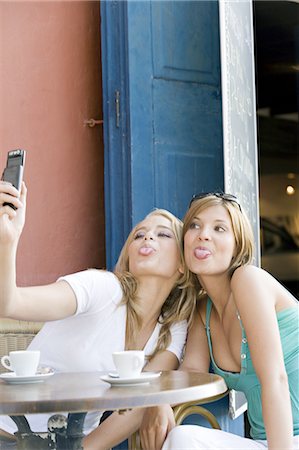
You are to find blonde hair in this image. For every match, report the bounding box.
[114,209,197,360]
[183,195,255,276]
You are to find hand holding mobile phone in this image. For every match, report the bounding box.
[1,149,26,209]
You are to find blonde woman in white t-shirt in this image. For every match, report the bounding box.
[0,181,197,450]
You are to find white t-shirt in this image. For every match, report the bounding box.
[0,269,187,435]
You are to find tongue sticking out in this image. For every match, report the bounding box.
[139,247,154,256]
[194,248,211,260]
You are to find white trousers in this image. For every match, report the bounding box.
[161,425,299,450]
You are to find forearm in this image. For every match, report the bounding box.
[83,408,145,450]
[0,181,26,317]
[262,378,293,450]
[0,245,18,317]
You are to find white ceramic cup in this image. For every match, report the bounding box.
[1,350,40,376]
[112,350,145,378]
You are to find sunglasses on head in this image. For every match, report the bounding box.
[189,192,242,211]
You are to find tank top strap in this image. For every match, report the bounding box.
[205,298,214,367]
[205,297,213,331]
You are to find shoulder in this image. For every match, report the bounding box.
[60,269,120,288]
[88,270,123,300]
[59,269,123,311]
[231,265,273,288]
[230,265,279,312]
[88,269,120,285]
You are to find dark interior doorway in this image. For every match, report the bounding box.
[253,0,299,298]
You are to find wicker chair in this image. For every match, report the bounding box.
[0,318,43,373]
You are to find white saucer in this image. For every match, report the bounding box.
[0,368,55,384]
[100,371,161,386]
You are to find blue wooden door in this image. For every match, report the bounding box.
[101,0,224,268]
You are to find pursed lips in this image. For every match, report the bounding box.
[194,246,212,260]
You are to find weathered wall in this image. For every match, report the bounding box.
[0,1,105,285]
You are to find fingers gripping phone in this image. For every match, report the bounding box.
[1,149,26,209]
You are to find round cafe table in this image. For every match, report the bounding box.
[0,370,228,449]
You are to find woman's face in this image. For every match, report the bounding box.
[184,204,236,278]
[128,215,182,281]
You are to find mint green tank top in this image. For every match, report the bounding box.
[206,298,299,440]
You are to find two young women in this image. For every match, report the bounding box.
[1,181,298,450]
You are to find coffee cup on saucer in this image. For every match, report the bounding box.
[1,350,40,377]
[112,350,145,378]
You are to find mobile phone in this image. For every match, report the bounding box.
[1,149,26,209]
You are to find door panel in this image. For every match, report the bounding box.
[153,78,223,217]
[152,1,223,217]
[152,2,219,84]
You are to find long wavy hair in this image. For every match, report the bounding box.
[114,209,198,360]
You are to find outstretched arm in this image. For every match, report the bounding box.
[0,182,77,321]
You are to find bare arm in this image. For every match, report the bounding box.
[0,182,77,321]
[232,266,294,450]
[83,408,145,450]
[180,304,210,372]
[83,350,179,450]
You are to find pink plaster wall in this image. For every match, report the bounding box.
[0,1,106,285]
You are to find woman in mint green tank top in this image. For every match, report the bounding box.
[140,193,298,450]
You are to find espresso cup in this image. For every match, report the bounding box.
[112,350,145,378]
[1,350,40,376]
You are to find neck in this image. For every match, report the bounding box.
[198,273,232,319]
[136,276,175,326]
